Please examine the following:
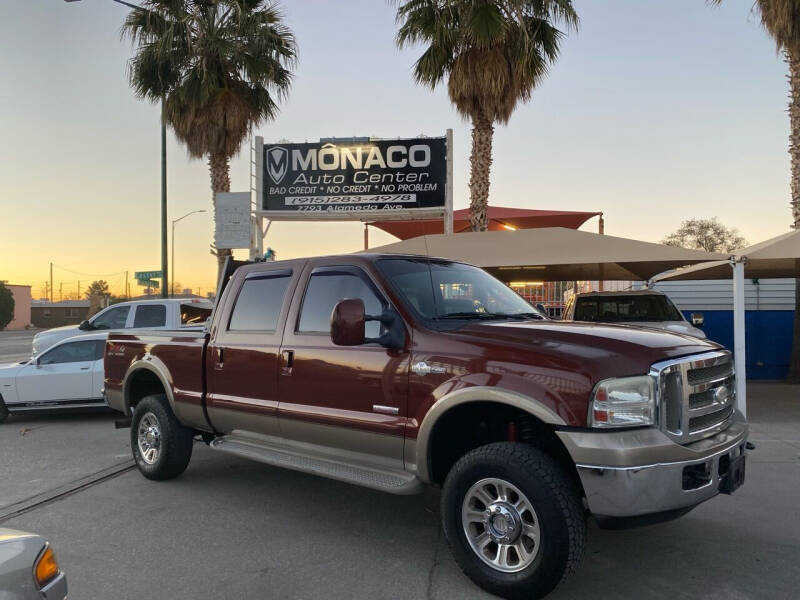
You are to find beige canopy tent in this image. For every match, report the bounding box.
[651,229,800,416]
[364,227,727,281]
[653,229,800,281]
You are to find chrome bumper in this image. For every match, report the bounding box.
[558,412,748,518]
[40,570,67,599]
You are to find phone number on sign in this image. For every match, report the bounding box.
[285,194,417,206]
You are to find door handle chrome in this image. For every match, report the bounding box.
[80,367,90,370]
[281,350,294,376]
[373,405,399,415]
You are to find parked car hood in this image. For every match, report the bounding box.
[0,361,27,375]
[456,320,720,377]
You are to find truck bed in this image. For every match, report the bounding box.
[104,330,211,431]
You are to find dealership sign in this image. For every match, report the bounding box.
[257,136,450,220]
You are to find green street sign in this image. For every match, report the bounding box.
[135,270,163,280]
[137,279,160,289]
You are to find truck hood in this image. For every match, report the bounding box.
[35,325,80,337]
[457,320,719,377]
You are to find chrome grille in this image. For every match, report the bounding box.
[651,351,736,445]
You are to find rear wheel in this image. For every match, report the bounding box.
[131,394,194,480]
[441,442,586,600]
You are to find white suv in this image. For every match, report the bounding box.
[32,298,213,355]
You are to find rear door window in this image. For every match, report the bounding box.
[228,274,292,332]
[180,303,212,326]
[133,304,167,328]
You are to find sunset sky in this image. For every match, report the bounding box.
[0,0,792,298]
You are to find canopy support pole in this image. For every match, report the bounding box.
[444,128,454,235]
[731,258,747,417]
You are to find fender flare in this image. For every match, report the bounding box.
[414,386,566,483]
[121,355,176,416]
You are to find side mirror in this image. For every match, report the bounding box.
[330,299,366,346]
[330,299,405,350]
[78,320,93,331]
[690,313,704,327]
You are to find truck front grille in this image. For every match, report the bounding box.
[652,351,736,445]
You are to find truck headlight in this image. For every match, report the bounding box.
[589,375,655,428]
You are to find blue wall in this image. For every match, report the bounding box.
[682,310,793,380]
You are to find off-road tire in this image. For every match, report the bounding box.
[131,394,194,480]
[441,442,586,600]
[0,395,8,424]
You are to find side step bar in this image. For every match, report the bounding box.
[209,435,423,495]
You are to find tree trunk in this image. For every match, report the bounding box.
[468,113,494,232]
[209,152,232,286]
[787,51,800,382]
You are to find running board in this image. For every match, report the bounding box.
[209,435,423,495]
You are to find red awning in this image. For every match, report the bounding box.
[368,207,602,240]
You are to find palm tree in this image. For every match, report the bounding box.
[395,0,578,231]
[123,0,296,276]
[710,1,800,381]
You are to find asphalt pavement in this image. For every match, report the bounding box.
[0,383,798,599]
[0,329,37,363]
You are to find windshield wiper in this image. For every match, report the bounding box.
[491,312,545,320]
[436,312,544,321]
[435,312,502,320]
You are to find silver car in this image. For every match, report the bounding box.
[0,529,67,599]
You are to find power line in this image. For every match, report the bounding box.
[51,264,127,278]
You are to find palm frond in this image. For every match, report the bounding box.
[123,0,296,159]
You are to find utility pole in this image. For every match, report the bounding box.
[78,280,81,298]
[161,98,168,299]
[50,263,53,303]
[125,271,129,298]
[59,282,63,302]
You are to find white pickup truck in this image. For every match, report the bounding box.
[31,298,213,356]
[562,290,706,338]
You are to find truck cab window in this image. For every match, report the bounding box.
[228,275,291,332]
[133,304,167,328]
[298,272,383,337]
[91,306,130,330]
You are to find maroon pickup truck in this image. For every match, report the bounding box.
[104,254,748,599]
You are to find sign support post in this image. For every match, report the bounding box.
[251,136,266,260]
[445,128,454,235]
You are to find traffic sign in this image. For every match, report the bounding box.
[135,270,163,281]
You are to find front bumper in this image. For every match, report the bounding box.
[40,570,67,599]
[557,411,748,518]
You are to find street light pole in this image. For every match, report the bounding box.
[65,0,168,298]
[171,210,206,297]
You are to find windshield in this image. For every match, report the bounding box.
[376,258,544,325]
[573,294,684,323]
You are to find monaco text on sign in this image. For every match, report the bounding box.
[262,137,446,215]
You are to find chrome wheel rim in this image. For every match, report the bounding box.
[461,477,541,573]
[137,412,161,465]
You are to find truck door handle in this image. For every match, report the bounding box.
[281,350,294,376]
[214,348,224,370]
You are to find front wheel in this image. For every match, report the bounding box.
[131,394,194,480]
[441,442,586,600]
